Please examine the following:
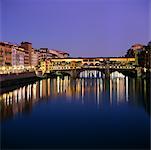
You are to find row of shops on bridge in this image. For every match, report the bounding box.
[40,57,136,73]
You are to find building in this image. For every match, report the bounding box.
[47,50,56,58]
[49,49,69,58]
[17,47,25,66]
[147,41,151,69]
[125,49,135,58]
[131,43,151,69]
[12,46,17,66]
[38,48,60,61]
[38,48,70,63]
[12,45,25,67]
[0,42,13,66]
[31,48,39,67]
[125,42,151,69]
[39,48,49,61]
[142,42,151,69]
[125,43,145,66]
[131,43,144,51]
[20,42,32,66]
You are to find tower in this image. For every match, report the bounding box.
[21,42,32,66]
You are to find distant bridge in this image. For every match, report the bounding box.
[39,57,144,78]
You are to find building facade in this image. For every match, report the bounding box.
[21,42,32,66]
[142,42,151,70]
[125,43,145,66]
[12,45,25,67]
[49,49,69,58]
[39,48,49,61]
[0,42,12,66]
[31,49,39,67]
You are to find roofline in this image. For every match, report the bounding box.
[21,41,32,44]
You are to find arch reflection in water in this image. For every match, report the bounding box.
[80,70,102,78]
[0,76,150,120]
[110,71,125,78]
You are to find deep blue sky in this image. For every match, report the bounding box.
[1,0,150,57]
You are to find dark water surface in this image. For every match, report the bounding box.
[0,76,150,149]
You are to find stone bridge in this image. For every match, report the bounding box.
[39,57,144,78]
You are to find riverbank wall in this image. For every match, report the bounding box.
[0,72,39,89]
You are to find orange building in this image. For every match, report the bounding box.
[0,42,13,66]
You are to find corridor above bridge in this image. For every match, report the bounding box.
[44,57,136,65]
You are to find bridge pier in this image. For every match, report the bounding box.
[136,67,142,77]
[105,68,110,78]
[70,69,77,79]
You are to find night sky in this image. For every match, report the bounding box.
[1,0,150,57]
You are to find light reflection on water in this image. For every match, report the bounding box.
[0,76,150,120]
[0,75,150,149]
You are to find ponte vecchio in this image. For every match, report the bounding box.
[39,57,144,78]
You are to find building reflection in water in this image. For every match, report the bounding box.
[0,72,150,121]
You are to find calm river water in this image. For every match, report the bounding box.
[0,76,150,149]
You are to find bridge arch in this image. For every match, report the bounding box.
[95,63,101,66]
[89,63,95,66]
[83,63,88,66]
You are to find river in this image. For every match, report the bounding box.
[0,75,150,149]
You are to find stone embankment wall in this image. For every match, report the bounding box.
[0,72,36,82]
[0,72,40,94]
